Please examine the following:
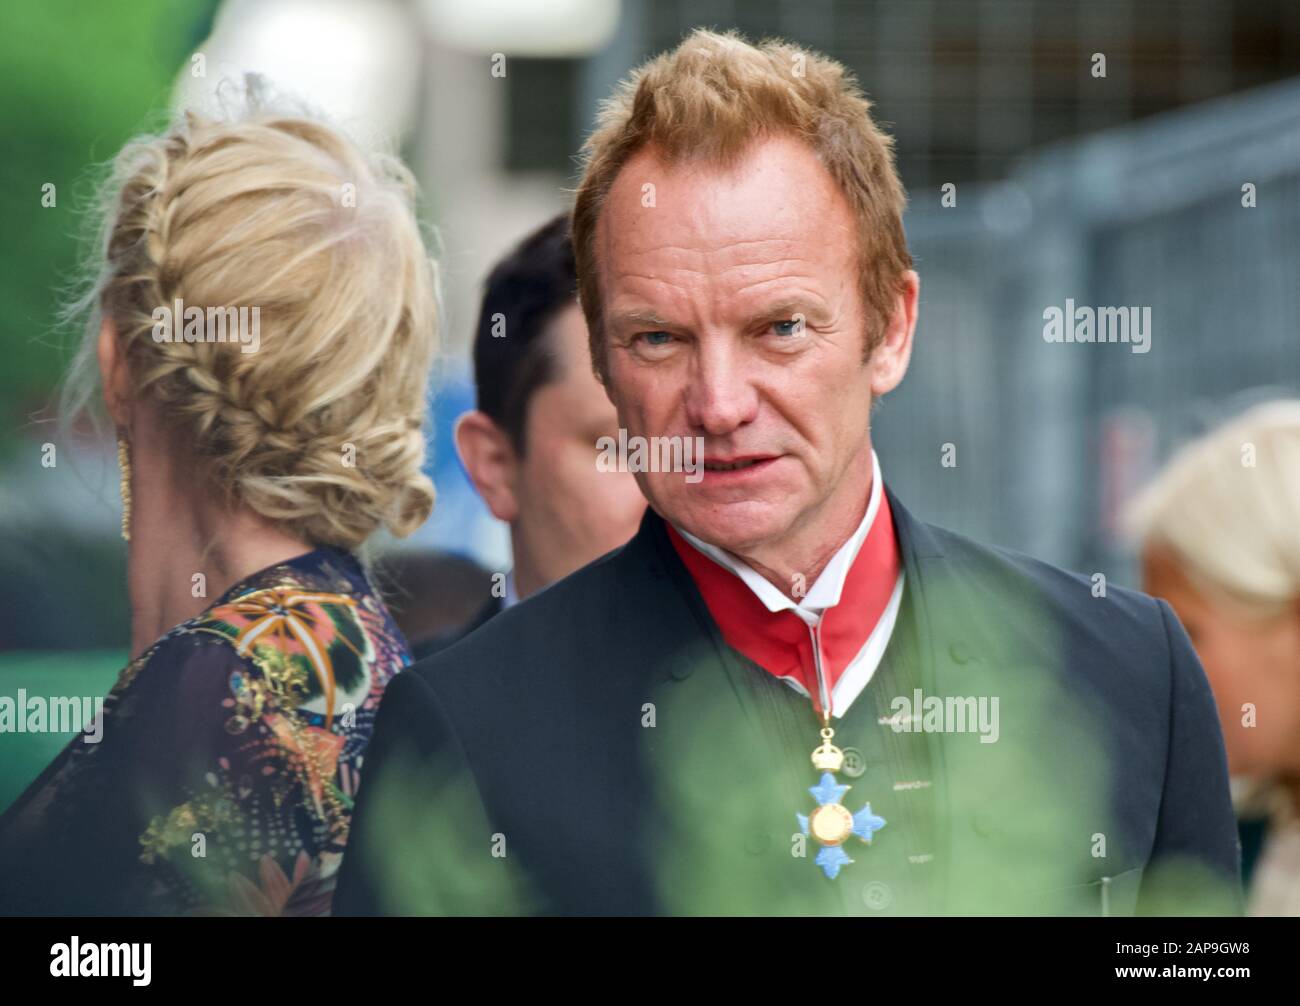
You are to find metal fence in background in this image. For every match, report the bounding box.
[874,74,1300,583]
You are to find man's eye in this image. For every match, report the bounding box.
[772,318,805,338]
[639,331,674,346]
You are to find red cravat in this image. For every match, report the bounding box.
[667,493,900,714]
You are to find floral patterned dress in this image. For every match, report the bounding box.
[0,547,409,916]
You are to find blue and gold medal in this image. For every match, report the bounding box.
[796,722,886,879]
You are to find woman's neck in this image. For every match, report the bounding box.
[125,483,312,659]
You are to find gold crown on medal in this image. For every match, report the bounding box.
[811,739,844,773]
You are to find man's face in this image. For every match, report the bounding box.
[516,303,647,582]
[595,133,912,560]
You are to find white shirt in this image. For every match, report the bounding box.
[674,449,904,718]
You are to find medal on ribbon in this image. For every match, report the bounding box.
[796,721,886,879]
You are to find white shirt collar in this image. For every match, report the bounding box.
[674,449,885,627]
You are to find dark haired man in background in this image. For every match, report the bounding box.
[413,213,645,656]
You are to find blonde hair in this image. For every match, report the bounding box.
[1124,400,1300,617]
[571,28,912,381]
[62,93,438,550]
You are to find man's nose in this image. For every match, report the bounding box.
[683,340,759,436]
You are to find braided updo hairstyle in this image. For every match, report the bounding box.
[65,99,438,550]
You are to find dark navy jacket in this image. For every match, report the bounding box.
[336,488,1244,916]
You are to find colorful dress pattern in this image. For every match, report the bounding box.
[0,547,409,916]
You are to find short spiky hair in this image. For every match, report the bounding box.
[571,28,913,382]
[472,212,576,454]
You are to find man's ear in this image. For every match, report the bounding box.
[868,270,919,397]
[454,410,521,523]
[96,316,131,428]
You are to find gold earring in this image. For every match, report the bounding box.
[117,433,132,542]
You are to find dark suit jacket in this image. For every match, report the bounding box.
[411,595,503,662]
[335,488,1244,916]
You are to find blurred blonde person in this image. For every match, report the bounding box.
[0,92,437,915]
[1128,400,1300,916]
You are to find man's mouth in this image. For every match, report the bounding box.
[702,456,775,473]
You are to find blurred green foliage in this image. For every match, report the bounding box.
[0,0,218,446]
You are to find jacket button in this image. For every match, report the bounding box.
[670,662,693,681]
[949,642,975,665]
[841,747,867,778]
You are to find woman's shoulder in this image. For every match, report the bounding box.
[137,547,408,714]
[197,548,406,718]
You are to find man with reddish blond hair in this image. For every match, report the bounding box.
[338,30,1242,917]
[572,29,913,379]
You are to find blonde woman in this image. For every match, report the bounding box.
[0,100,437,915]
[1127,400,1300,916]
